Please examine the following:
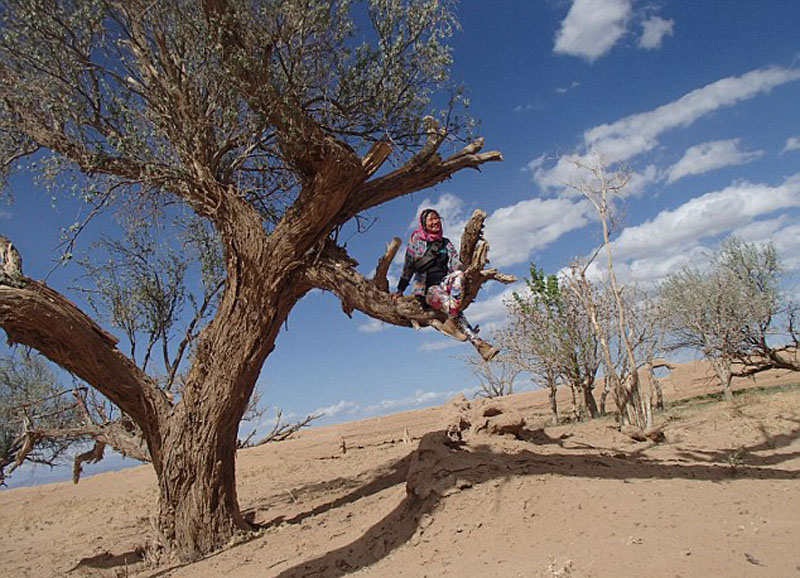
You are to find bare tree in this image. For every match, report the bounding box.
[563,158,656,430]
[0,0,513,559]
[658,237,797,401]
[465,352,520,399]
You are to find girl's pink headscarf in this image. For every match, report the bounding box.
[415,208,443,242]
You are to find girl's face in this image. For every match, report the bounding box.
[424,212,442,234]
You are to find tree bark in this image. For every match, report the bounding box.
[582,383,599,419]
[711,357,735,403]
[153,411,248,559]
[548,384,559,426]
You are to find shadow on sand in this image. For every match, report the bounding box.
[94,419,800,578]
[264,425,800,578]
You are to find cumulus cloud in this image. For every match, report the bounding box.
[766,223,800,271]
[467,283,525,326]
[484,197,592,267]
[782,136,800,153]
[666,139,764,183]
[638,16,674,49]
[572,175,800,286]
[731,215,793,244]
[611,173,800,262]
[554,0,633,62]
[619,245,713,285]
[533,66,800,191]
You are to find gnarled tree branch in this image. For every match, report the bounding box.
[0,277,169,428]
[341,128,503,222]
[304,210,515,338]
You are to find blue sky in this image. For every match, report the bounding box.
[4,0,800,485]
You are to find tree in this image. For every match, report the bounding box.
[563,158,656,430]
[658,237,797,401]
[500,264,599,424]
[1,351,88,484]
[465,351,520,399]
[0,0,512,560]
[717,238,799,376]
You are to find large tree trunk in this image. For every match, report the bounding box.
[154,413,248,560]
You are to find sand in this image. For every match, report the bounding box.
[1,360,799,578]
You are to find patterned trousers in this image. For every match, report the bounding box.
[425,271,479,340]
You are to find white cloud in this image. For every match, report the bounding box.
[556,81,581,94]
[411,192,467,233]
[768,223,800,271]
[730,217,800,272]
[584,67,800,162]
[638,16,674,50]
[611,173,800,262]
[363,389,455,414]
[531,152,657,199]
[419,339,461,353]
[358,319,386,334]
[462,282,529,337]
[782,136,800,153]
[411,192,469,249]
[530,153,593,193]
[554,0,633,62]
[533,66,800,191]
[622,246,713,285]
[666,139,764,183]
[484,197,592,267]
[0,211,10,220]
[625,164,660,197]
[731,215,793,244]
[314,400,359,419]
[514,102,545,113]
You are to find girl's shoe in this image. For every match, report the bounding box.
[433,317,468,341]
[474,339,500,362]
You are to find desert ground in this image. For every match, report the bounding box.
[1,360,799,578]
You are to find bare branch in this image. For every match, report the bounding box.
[344,131,503,221]
[241,412,322,448]
[361,140,393,178]
[373,237,401,293]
